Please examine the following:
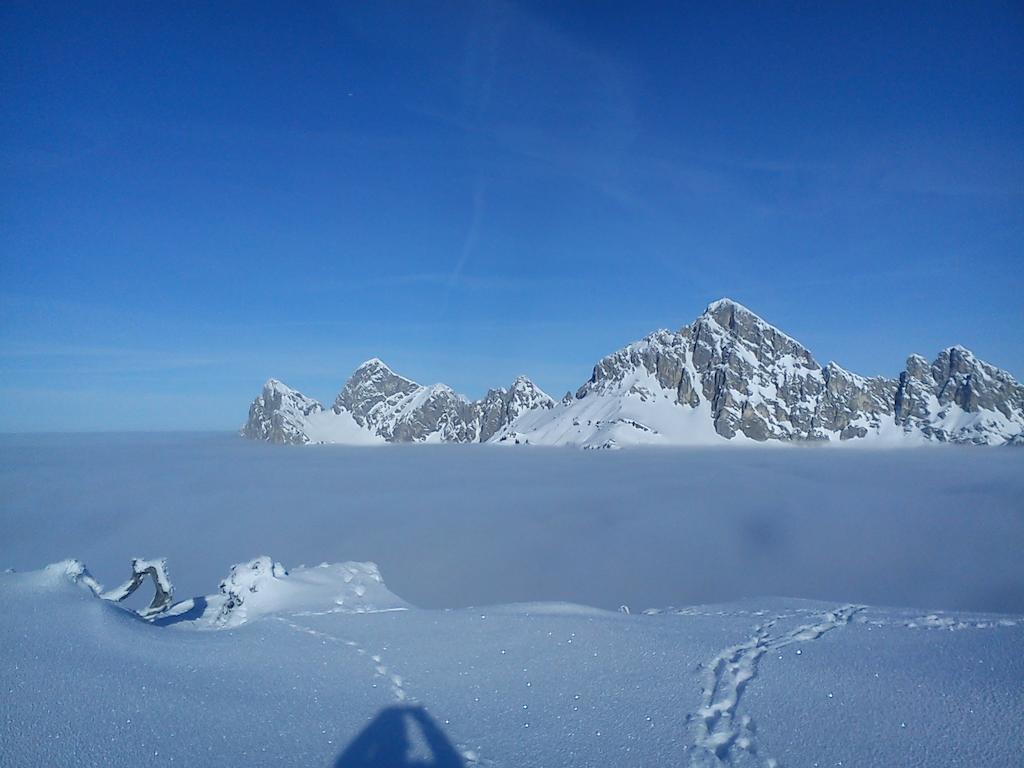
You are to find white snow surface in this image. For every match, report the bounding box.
[301,407,385,445]
[200,556,409,628]
[497,366,731,448]
[1,559,1021,767]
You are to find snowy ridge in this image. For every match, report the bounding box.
[51,555,407,628]
[174,556,408,629]
[242,298,1024,446]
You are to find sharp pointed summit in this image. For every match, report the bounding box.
[242,300,1023,447]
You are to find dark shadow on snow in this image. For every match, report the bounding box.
[149,596,208,626]
[334,705,465,768]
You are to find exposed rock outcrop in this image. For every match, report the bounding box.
[242,299,1023,447]
[244,359,553,445]
[242,379,325,445]
[894,346,1024,445]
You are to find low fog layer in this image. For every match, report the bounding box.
[1,434,1021,613]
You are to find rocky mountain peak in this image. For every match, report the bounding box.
[508,375,552,403]
[689,298,815,370]
[243,301,1023,447]
[334,358,420,423]
[262,378,293,394]
[478,376,554,443]
[701,296,756,321]
[354,357,396,374]
[894,346,1024,444]
[242,379,325,445]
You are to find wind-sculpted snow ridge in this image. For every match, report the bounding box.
[54,554,409,628]
[243,299,1024,447]
[55,557,175,617]
[167,556,410,629]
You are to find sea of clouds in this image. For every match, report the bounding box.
[1,433,1021,613]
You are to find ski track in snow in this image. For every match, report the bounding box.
[687,604,863,768]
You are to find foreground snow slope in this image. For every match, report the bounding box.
[2,561,1021,767]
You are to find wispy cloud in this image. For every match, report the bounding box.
[446,173,487,297]
[0,343,220,374]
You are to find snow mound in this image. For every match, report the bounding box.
[43,558,105,595]
[38,555,409,630]
[202,556,409,628]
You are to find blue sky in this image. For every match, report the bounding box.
[2,1,1022,431]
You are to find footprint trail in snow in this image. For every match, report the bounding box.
[274,616,487,766]
[274,616,408,702]
[688,604,863,767]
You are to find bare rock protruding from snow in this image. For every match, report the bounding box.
[242,298,1023,447]
[40,556,408,629]
[478,376,555,442]
[333,358,421,428]
[49,558,174,617]
[51,559,104,596]
[334,358,482,443]
[894,346,1024,445]
[101,557,174,617]
[494,299,1021,447]
[242,379,325,445]
[333,359,553,443]
[678,300,897,441]
[382,383,480,443]
[242,378,383,446]
[244,357,553,445]
[206,556,407,628]
[504,299,903,446]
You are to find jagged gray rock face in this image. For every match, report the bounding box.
[894,346,1024,444]
[242,298,1023,446]
[478,377,556,442]
[820,363,897,440]
[333,358,420,427]
[576,300,900,442]
[242,379,324,445]
[334,360,553,443]
[242,358,554,444]
[386,384,480,443]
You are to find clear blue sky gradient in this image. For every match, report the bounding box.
[2,2,1022,430]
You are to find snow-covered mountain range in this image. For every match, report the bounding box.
[242,299,1024,447]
